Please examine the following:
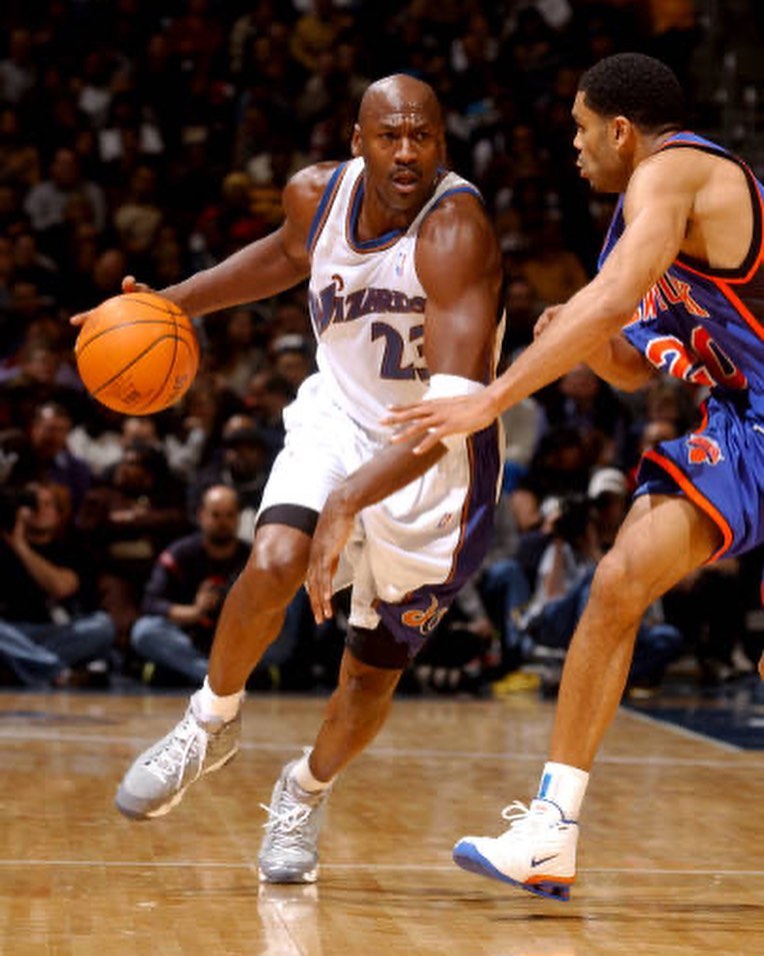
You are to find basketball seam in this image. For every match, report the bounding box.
[126,293,184,316]
[92,335,192,400]
[142,298,183,412]
[77,319,191,355]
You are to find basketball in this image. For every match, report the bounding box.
[75,291,200,415]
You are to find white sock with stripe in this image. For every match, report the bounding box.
[536,761,589,820]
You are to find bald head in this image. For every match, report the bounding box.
[352,73,446,218]
[199,484,240,547]
[358,74,443,129]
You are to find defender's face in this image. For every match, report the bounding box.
[353,108,445,214]
[572,92,629,193]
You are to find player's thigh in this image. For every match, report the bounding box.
[606,492,722,605]
[257,375,357,517]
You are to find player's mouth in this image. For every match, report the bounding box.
[391,171,420,194]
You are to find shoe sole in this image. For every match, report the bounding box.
[452,841,572,902]
[115,747,239,820]
[258,866,318,884]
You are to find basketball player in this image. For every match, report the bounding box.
[384,53,764,900]
[81,75,504,883]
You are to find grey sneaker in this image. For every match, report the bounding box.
[258,758,331,883]
[115,691,241,820]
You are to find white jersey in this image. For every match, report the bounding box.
[258,158,505,651]
[307,157,491,435]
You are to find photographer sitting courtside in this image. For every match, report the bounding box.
[0,480,115,686]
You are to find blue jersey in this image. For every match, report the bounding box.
[603,132,764,418]
[603,133,764,561]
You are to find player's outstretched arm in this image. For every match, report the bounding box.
[386,151,693,452]
[69,163,339,327]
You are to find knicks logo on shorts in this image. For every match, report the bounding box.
[401,595,448,635]
[686,434,724,465]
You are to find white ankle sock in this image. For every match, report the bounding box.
[196,677,243,723]
[536,761,589,820]
[291,753,333,793]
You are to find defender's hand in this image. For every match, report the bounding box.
[383,389,498,455]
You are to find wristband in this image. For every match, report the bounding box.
[422,374,485,450]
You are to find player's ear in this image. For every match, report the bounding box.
[351,124,362,158]
[612,115,632,150]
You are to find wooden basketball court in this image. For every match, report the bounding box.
[2,688,763,955]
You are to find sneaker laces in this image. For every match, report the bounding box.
[498,799,559,835]
[260,783,322,852]
[144,711,208,784]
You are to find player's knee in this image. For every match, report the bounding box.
[341,655,401,704]
[238,541,306,610]
[590,548,650,620]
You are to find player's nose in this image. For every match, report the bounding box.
[394,136,417,162]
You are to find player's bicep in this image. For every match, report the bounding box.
[602,160,694,299]
[416,206,501,380]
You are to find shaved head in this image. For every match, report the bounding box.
[351,73,446,222]
[358,74,443,129]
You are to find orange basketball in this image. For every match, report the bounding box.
[75,292,200,415]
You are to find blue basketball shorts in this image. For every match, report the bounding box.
[634,392,764,561]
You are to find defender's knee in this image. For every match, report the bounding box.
[589,549,651,622]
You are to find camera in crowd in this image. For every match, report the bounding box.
[0,486,38,534]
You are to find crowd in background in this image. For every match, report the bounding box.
[1,0,763,695]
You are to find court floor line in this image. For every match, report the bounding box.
[0,859,763,877]
[622,703,743,752]
[0,729,762,769]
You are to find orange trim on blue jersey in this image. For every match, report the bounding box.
[715,280,764,341]
[642,447,733,561]
[662,135,764,283]
[674,257,764,341]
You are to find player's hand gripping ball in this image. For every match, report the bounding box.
[75,292,200,415]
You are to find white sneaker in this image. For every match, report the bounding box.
[452,798,578,901]
[258,759,331,883]
[115,691,241,819]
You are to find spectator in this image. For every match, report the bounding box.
[268,333,315,392]
[77,440,189,649]
[131,485,250,685]
[187,414,272,539]
[112,164,163,261]
[0,28,36,105]
[0,481,115,687]
[24,147,106,238]
[10,402,92,512]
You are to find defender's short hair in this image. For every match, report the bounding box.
[579,53,685,133]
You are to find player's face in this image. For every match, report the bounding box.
[354,107,445,216]
[572,92,629,193]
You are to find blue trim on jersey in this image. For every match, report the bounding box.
[306,163,347,254]
[347,176,403,252]
[431,184,482,207]
[373,422,501,657]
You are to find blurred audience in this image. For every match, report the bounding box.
[0,480,114,687]
[0,0,758,694]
